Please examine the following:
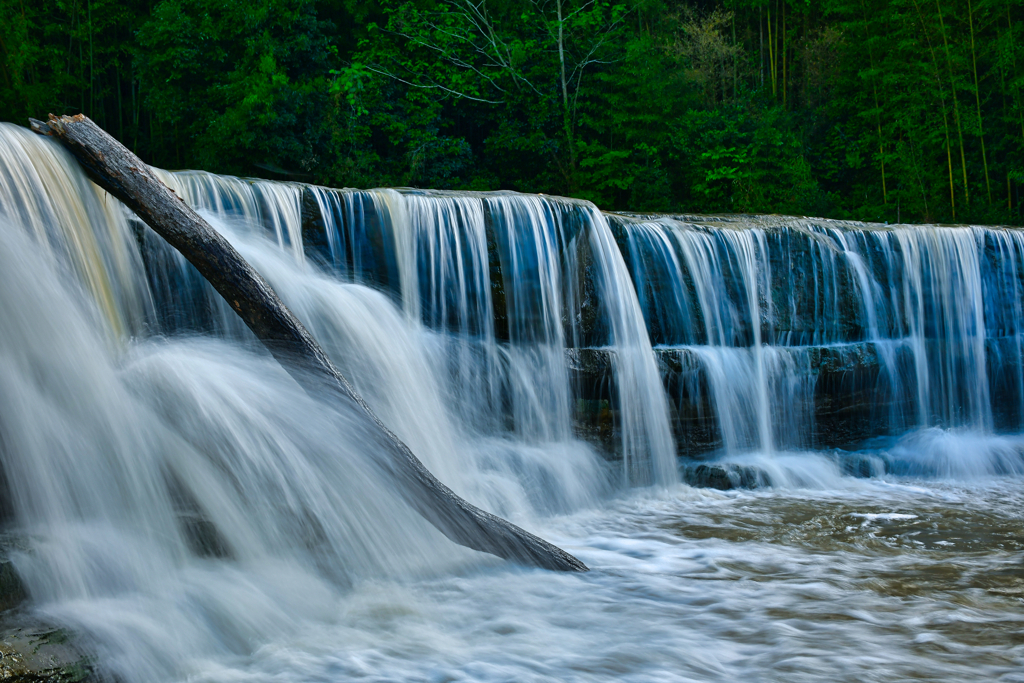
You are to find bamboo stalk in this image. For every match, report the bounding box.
[912,0,956,218]
[1009,7,1024,156]
[936,0,969,209]
[967,0,991,203]
[877,99,887,205]
[78,3,84,113]
[0,33,12,88]
[733,9,738,100]
[65,0,77,80]
[945,111,957,219]
[767,3,777,97]
[782,0,787,108]
[998,14,1011,214]
[116,57,123,143]
[861,0,888,204]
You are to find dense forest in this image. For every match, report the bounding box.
[2,0,1023,224]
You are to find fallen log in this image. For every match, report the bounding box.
[30,114,587,572]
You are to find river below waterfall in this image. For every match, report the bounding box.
[2,122,1024,682]
[336,478,1024,682]
[41,466,1024,683]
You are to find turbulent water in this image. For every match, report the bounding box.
[1,123,1022,682]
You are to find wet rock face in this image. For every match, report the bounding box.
[300,186,331,266]
[0,536,26,614]
[567,349,616,455]
[570,345,908,459]
[0,539,92,682]
[0,626,94,682]
[0,563,25,614]
[810,343,904,449]
[657,350,723,457]
[609,215,874,347]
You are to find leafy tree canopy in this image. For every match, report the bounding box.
[2,0,1023,224]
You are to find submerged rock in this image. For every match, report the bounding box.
[836,451,888,478]
[681,463,771,490]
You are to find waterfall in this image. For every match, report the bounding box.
[618,214,1024,454]
[4,121,1024,682]
[7,118,1024,474]
[157,169,306,261]
[588,210,677,483]
[623,219,785,454]
[0,124,613,680]
[8,119,1024,474]
[0,123,153,339]
[132,167,678,483]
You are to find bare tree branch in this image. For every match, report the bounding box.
[363,64,505,103]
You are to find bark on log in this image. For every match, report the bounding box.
[30,114,587,572]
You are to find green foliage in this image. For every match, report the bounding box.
[135,0,335,174]
[1,0,1023,223]
[0,0,141,136]
[668,104,821,214]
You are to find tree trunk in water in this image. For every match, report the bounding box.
[29,114,588,573]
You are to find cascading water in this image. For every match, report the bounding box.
[147,171,676,482]
[624,220,779,454]
[2,121,1023,682]
[0,124,153,339]
[617,213,1024,461]
[0,123,608,680]
[587,209,677,483]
